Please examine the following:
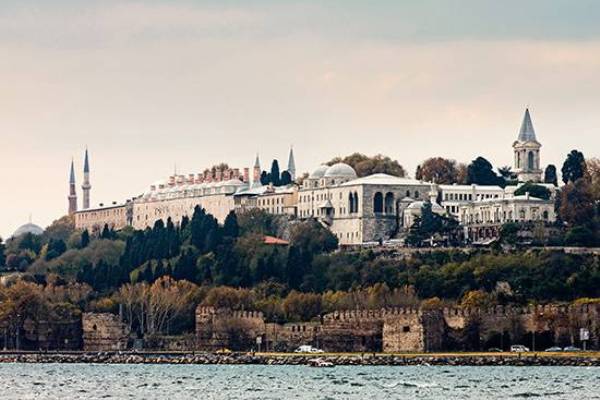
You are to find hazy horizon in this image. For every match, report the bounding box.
[2,1,600,238]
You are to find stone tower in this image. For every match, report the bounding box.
[513,108,542,182]
[287,146,296,181]
[82,148,91,209]
[252,154,262,188]
[68,159,78,215]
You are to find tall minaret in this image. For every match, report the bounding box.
[68,159,78,215]
[82,148,91,209]
[252,153,262,187]
[513,108,542,182]
[287,146,296,181]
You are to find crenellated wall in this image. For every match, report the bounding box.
[194,304,600,352]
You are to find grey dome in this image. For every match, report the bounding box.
[309,165,329,179]
[13,223,44,238]
[324,163,357,179]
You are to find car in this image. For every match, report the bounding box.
[544,346,562,352]
[510,345,530,353]
[563,346,581,352]
[487,347,503,352]
[294,345,324,354]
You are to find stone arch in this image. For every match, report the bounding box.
[373,192,383,213]
[384,192,394,214]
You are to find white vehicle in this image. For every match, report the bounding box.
[510,345,530,353]
[294,345,324,354]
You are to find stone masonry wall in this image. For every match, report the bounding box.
[82,313,129,351]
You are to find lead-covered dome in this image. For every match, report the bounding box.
[309,165,329,179]
[324,163,357,179]
[13,223,44,238]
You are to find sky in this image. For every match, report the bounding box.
[1,0,600,238]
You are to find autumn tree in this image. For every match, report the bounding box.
[326,153,405,177]
[559,179,595,226]
[415,157,459,184]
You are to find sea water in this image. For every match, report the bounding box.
[1,363,598,399]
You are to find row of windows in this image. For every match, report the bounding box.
[258,197,285,206]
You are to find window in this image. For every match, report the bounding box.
[402,326,410,333]
[528,151,535,170]
[373,192,383,213]
[384,192,394,214]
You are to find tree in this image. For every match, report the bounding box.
[586,158,600,201]
[514,183,551,200]
[416,157,458,184]
[260,171,270,186]
[500,222,519,245]
[467,157,503,186]
[559,179,595,226]
[544,164,558,186]
[564,226,595,247]
[327,153,405,177]
[270,160,281,186]
[0,237,5,267]
[80,230,90,248]
[101,224,113,240]
[280,170,292,185]
[223,211,240,239]
[498,166,515,180]
[561,150,586,184]
[456,163,469,184]
[45,238,67,261]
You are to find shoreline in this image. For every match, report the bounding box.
[1,351,599,366]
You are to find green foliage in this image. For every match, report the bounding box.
[467,156,504,186]
[280,170,292,185]
[544,164,558,186]
[561,150,586,184]
[80,230,90,248]
[514,182,551,200]
[500,222,519,245]
[270,159,281,186]
[565,226,595,247]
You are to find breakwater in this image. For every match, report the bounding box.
[1,352,599,366]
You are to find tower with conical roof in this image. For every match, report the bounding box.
[252,153,262,187]
[513,108,542,182]
[68,159,78,215]
[287,146,296,181]
[82,148,92,209]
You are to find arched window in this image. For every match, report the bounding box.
[373,192,383,213]
[384,192,394,214]
[528,151,535,170]
[353,192,359,213]
[519,209,526,220]
[348,192,354,213]
[543,210,549,220]
[414,190,420,199]
[406,190,411,197]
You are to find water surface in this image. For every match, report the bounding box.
[1,363,598,399]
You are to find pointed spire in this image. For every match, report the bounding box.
[83,148,90,173]
[518,108,537,142]
[69,159,76,184]
[254,153,260,169]
[287,146,296,180]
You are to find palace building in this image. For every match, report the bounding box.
[71,109,558,244]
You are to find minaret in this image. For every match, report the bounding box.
[513,108,542,182]
[287,146,296,181]
[82,148,91,209]
[252,153,262,187]
[68,159,78,215]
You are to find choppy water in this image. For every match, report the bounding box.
[0,363,598,399]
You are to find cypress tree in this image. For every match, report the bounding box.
[223,211,240,238]
[80,229,90,248]
[270,159,281,186]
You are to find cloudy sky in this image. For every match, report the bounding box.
[1,0,600,238]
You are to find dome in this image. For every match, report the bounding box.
[309,165,329,179]
[406,201,445,213]
[324,163,357,179]
[13,223,44,238]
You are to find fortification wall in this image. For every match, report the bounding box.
[82,313,129,351]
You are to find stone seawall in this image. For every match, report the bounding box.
[1,352,599,367]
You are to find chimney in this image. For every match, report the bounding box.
[169,175,176,186]
[188,174,195,184]
[215,168,222,182]
[233,168,240,180]
[243,168,250,183]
